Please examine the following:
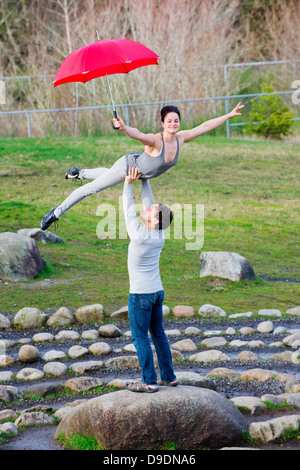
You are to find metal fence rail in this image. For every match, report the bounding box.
[0,90,298,138]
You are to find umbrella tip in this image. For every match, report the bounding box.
[96,29,100,41]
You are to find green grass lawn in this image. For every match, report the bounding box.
[0,134,299,317]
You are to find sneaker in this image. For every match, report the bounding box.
[40,207,58,231]
[65,166,80,179]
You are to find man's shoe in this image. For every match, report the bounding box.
[157,379,177,387]
[40,207,58,231]
[65,166,80,179]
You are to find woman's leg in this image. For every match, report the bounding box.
[79,167,109,180]
[54,156,127,218]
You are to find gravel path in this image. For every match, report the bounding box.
[1,315,300,450]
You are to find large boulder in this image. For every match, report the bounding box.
[55,386,247,450]
[200,251,255,282]
[0,232,46,281]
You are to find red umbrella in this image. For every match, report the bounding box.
[53,38,159,128]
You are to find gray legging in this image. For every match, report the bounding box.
[54,156,128,218]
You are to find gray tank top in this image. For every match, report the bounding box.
[125,133,179,179]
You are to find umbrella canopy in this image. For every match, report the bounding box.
[53,39,159,87]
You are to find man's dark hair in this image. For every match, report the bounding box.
[161,105,181,123]
[156,203,174,230]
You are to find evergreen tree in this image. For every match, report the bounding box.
[244,79,293,139]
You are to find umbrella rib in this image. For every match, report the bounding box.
[111,40,131,73]
[81,46,89,82]
[122,62,130,74]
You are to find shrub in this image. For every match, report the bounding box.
[244,79,293,139]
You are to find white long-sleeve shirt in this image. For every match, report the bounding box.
[123,180,165,294]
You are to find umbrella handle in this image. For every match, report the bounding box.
[111,110,120,130]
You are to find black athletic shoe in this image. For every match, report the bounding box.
[40,207,58,231]
[65,166,80,179]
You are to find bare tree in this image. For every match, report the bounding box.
[0,0,298,136]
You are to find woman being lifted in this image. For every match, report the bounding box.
[40,102,244,230]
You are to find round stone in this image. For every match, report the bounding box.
[173,305,195,318]
[89,342,112,355]
[18,345,39,363]
[81,329,99,340]
[99,324,122,338]
[257,321,274,333]
[68,345,88,359]
[55,330,80,341]
[43,362,68,377]
[32,333,54,343]
[16,367,44,381]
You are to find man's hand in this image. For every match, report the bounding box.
[228,102,245,118]
[125,166,143,184]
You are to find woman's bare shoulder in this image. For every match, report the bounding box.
[145,132,163,148]
[142,133,163,156]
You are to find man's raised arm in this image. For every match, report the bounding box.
[122,167,142,239]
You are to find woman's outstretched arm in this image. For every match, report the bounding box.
[113,116,158,147]
[177,102,245,143]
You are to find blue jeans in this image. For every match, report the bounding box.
[128,290,177,385]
